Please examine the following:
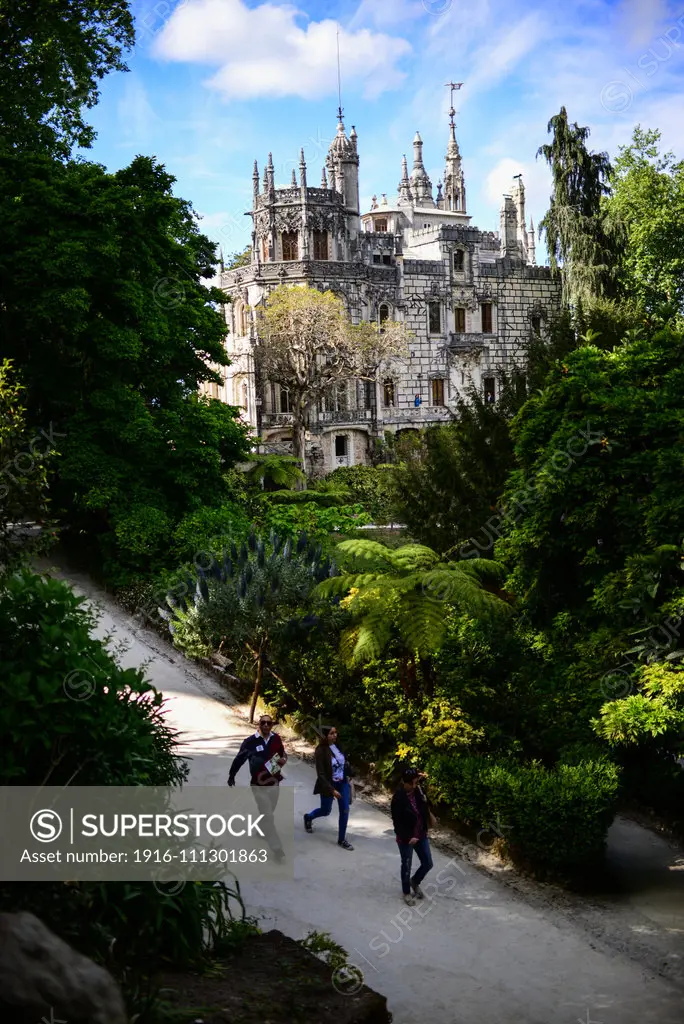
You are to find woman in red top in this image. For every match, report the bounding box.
[390,767,434,905]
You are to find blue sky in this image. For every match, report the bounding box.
[85,0,684,263]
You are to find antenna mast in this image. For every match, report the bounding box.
[336,25,343,123]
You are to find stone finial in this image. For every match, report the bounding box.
[321,167,328,189]
[291,169,297,186]
[371,194,378,210]
[299,148,307,187]
[381,193,388,206]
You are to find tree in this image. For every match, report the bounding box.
[0,360,56,572]
[537,106,621,304]
[159,528,338,721]
[605,126,684,314]
[317,539,510,666]
[390,370,526,553]
[225,245,252,269]
[256,285,408,477]
[0,151,250,581]
[0,0,133,157]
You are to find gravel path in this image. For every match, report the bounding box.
[46,562,684,1024]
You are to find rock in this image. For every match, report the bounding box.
[0,911,127,1024]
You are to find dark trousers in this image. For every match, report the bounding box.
[398,836,433,894]
[308,780,350,842]
[252,782,283,854]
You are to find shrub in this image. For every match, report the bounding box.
[428,751,620,878]
[324,465,397,523]
[0,569,187,787]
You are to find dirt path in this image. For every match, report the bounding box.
[47,562,684,1024]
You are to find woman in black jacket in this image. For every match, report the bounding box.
[303,726,354,850]
[390,767,434,904]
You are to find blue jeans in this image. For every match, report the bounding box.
[398,836,433,894]
[308,780,350,842]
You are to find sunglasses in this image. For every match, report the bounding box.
[259,720,273,726]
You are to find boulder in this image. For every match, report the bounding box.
[0,911,127,1024]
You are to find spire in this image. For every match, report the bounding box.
[321,166,328,189]
[262,164,268,192]
[397,154,413,206]
[253,159,259,198]
[291,168,297,187]
[527,217,536,266]
[410,131,434,205]
[350,125,357,151]
[443,88,465,212]
[266,152,274,193]
[299,147,307,188]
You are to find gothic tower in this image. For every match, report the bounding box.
[326,116,360,234]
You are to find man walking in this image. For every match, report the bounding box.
[391,767,434,905]
[228,714,288,861]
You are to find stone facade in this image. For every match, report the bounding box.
[211,109,561,475]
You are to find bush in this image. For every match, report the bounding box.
[0,569,187,787]
[428,751,620,878]
[324,465,397,523]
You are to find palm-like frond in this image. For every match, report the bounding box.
[319,540,511,666]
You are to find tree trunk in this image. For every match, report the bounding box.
[292,405,307,488]
[249,643,264,723]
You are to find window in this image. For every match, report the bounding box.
[379,304,390,326]
[453,250,465,272]
[362,380,373,410]
[372,254,381,264]
[481,302,493,334]
[383,379,395,407]
[261,237,269,262]
[431,378,445,406]
[313,230,328,261]
[454,307,466,333]
[382,254,392,266]
[335,435,348,458]
[279,387,292,413]
[428,302,441,335]
[375,218,388,233]
[530,315,541,335]
[282,231,298,261]
[483,377,496,404]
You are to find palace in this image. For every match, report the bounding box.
[215,100,560,475]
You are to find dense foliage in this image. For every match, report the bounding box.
[0,150,250,582]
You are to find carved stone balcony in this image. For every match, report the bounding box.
[261,412,294,428]
[317,409,372,425]
[448,332,490,352]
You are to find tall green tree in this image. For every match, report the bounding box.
[605,126,684,314]
[0,0,133,157]
[0,151,249,580]
[537,106,621,304]
[390,370,526,553]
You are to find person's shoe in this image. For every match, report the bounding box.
[338,839,354,851]
[303,814,313,834]
[403,893,416,906]
[411,882,425,899]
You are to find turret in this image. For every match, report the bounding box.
[500,194,518,257]
[326,116,360,233]
[511,175,527,259]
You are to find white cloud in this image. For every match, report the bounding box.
[153,0,412,100]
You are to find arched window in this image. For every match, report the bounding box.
[378,303,390,326]
[383,379,395,408]
[282,231,299,261]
